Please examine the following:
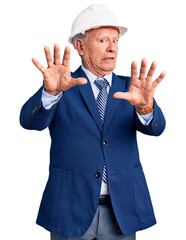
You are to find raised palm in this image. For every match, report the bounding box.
[32,44,87,95]
[113,59,166,108]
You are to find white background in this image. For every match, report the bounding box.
[0,0,185,239]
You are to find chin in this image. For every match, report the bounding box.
[102,65,115,74]
[105,62,116,70]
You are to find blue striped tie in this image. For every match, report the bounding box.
[94,78,109,184]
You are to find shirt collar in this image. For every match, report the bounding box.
[81,65,112,87]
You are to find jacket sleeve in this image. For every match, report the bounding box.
[19,87,58,131]
[135,98,166,136]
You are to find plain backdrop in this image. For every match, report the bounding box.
[0,0,185,239]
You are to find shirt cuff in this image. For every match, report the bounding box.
[136,111,154,126]
[41,89,63,110]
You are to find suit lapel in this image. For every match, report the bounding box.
[72,67,129,134]
[103,73,128,134]
[72,67,103,133]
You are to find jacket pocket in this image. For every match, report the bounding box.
[41,167,73,222]
[133,165,154,216]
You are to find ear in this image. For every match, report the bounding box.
[74,39,84,56]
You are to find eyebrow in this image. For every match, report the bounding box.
[96,33,119,38]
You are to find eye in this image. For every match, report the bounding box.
[113,39,118,43]
[100,39,106,43]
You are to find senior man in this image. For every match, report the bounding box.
[20,4,166,240]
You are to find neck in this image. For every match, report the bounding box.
[82,61,112,78]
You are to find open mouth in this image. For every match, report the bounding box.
[103,57,115,61]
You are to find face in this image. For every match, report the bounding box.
[76,27,119,77]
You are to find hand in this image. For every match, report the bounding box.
[113,59,166,108]
[32,44,87,95]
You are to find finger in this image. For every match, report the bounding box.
[152,71,166,87]
[131,61,138,82]
[44,46,53,68]
[54,43,61,65]
[113,92,131,101]
[62,46,71,68]
[139,58,147,80]
[70,77,87,87]
[32,58,46,73]
[146,61,157,82]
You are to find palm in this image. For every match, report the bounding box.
[42,64,70,93]
[126,74,155,108]
[113,59,166,108]
[32,44,87,95]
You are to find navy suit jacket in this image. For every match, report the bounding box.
[20,66,166,237]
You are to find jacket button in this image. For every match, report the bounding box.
[103,141,108,146]
[32,105,38,115]
[95,172,101,178]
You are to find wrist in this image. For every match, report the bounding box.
[135,99,154,114]
[44,87,61,96]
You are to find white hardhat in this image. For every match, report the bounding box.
[68,4,128,44]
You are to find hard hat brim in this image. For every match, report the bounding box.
[68,25,128,44]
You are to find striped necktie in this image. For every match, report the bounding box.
[94,78,109,123]
[94,78,109,184]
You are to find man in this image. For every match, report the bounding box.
[20,4,166,240]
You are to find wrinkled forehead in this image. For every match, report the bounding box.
[86,27,119,39]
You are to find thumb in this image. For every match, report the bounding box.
[71,77,87,87]
[113,92,131,101]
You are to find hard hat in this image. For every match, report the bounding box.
[68,4,128,44]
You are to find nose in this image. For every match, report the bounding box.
[107,40,117,52]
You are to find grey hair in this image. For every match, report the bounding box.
[72,32,88,48]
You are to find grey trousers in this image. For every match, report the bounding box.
[50,204,136,240]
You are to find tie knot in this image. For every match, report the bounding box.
[94,78,109,90]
